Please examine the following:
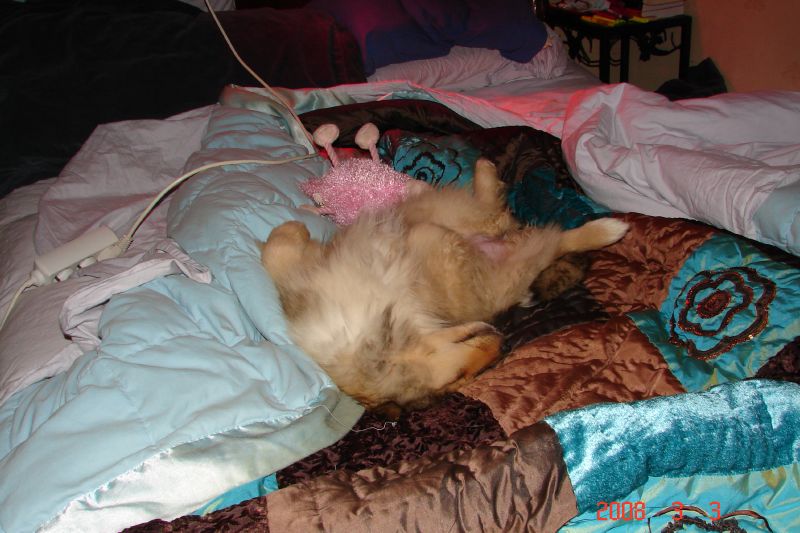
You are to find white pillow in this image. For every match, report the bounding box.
[367,26,568,91]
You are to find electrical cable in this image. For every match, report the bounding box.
[110,154,318,258]
[203,0,316,148]
[0,274,37,331]
[104,1,325,254]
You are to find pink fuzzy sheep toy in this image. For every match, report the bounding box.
[300,123,428,226]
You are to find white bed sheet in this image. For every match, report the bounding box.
[561,83,800,256]
[1,106,214,406]
[463,60,601,137]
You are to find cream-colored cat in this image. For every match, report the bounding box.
[262,158,628,416]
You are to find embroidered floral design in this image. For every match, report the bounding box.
[378,132,479,188]
[394,139,468,186]
[669,267,776,360]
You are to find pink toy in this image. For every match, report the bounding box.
[302,158,412,226]
[312,123,341,167]
[354,122,381,162]
[301,123,428,226]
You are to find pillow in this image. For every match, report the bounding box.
[398,0,468,41]
[307,0,451,75]
[367,27,569,91]
[308,0,549,77]
[400,0,548,63]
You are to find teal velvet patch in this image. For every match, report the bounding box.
[194,474,278,516]
[378,130,480,188]
[629,234,800,392]
[507,167,609,229]
[546,379,800,515]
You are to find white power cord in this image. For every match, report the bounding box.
[112,155,318,258]
[112,0,323,257]
[0,274,38,331]
[1,2,324,332]
[203,0,316,149]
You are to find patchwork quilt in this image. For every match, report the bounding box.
[121,94,800,532]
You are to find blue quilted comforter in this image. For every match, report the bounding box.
[0,97,363,532]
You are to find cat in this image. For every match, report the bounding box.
[262,158,628,416]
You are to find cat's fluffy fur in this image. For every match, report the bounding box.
[262,158,628,415]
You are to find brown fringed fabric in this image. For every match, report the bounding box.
[128,422,578,533]
[276,393,505,487]
[493,284,608,354]
[755,337,800,384]
[123,497,269,533]
[300,99,483,145]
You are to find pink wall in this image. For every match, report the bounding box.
[686,0,800,92]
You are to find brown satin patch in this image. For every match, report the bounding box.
[584,213,714,316]
[461,316,686,435]
[267,422,578,533]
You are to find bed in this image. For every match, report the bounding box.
[1,1,799,532]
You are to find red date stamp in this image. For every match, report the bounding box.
[596,501,647,521]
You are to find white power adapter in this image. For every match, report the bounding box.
[1,226,128,330]
[25,152,315,288]
[31,226,120,286]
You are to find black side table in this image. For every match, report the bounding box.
[545,8,692,84]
